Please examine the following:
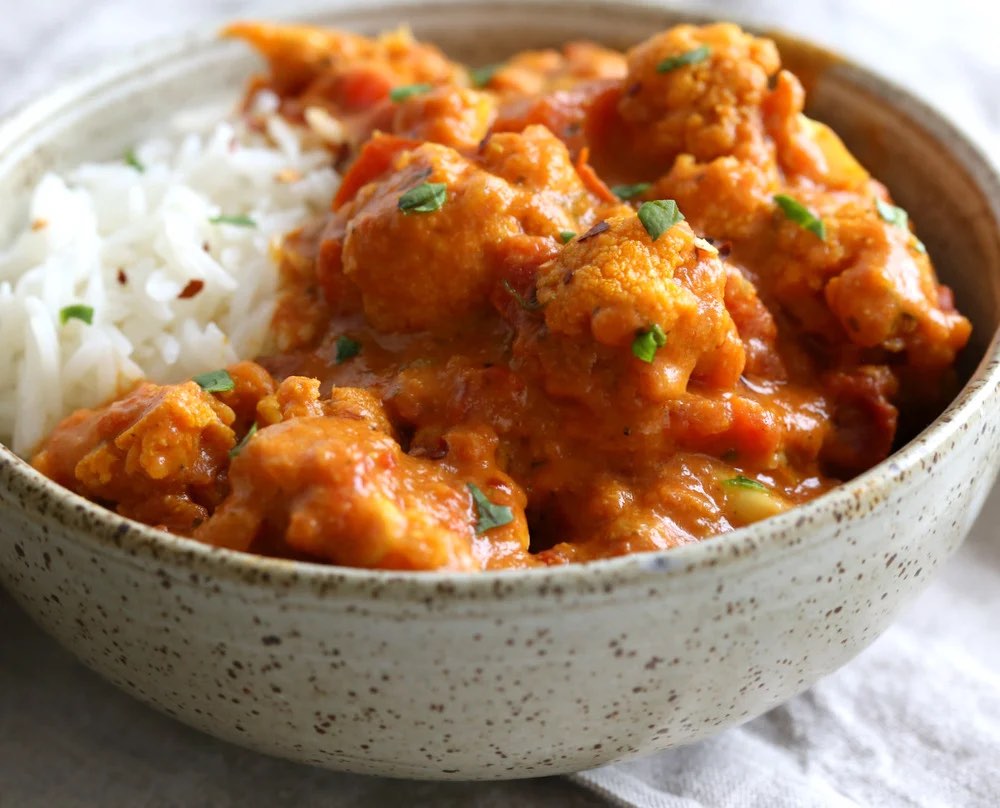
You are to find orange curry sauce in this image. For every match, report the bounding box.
[32,23,971,570]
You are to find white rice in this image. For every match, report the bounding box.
[0,93,339,455]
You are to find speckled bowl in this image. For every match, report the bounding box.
[1,0,998,781]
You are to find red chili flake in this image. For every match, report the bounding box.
[577,220,610,242]
[178,280,205,299]
[116,268,128,285]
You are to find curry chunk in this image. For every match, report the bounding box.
[336,126,599,332]
[225,22,462,113]
[527,213,745,406]
[32,381,238,533]
[617,23,780,170]
[766,189,971,370]
[390,86,496,150]
[195,416,479,571]
[654,154,778,242]
[485,42,627,96]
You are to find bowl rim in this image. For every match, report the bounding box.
[2,0,999,598]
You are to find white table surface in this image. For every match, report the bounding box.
[1,1,997,806]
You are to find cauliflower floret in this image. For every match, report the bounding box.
[485,42,627,96]
[654,153,778,241]
[32,381,237,533]
[617,23,780,170]
[194,416,529,571]
[529,212,745,402]
[766,189,971,370]
[391,86,496,150]
[337,126,600,332]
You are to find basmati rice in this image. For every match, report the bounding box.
[0,93,339,455]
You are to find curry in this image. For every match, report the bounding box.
[31,22,971,571]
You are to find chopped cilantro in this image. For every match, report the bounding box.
[612,182,651,200]
[398,182,447,213]
[335,335,361,363]
[637,199,684,241]
[470,64,501,88]
[724,475,769,492]
[657,45,711,73]
[209,214,257,228]
[468,483,514,534]
[389,83,433,102]
[192,369,235,393]
[876,198,908,229]
[774,194,826,240]
[59,304,94,326]
[632,324,667,363]
[229,423,258,459]
[502,279,543,311]
[124,149,144,172]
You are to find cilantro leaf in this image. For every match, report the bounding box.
[59,304,94,326]
[229,423,258,459]
[774,194,826,240]
[876,198,909,229]
[468,483,514,534]
[724,475,769,492]
[192,369,235,393]
[389,83,433,102]
[124,149,144,173]
[398,182,447,213]
[637,199,684,241]
[631,324,667,363]
[209,214,257,228]
[470,64,501,88]
[335,335,361,363]
[657,45,711,73]
[612,182,652,200]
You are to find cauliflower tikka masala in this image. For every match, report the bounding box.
[32,22,971,570]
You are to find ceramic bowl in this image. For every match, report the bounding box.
[1,0,998,781]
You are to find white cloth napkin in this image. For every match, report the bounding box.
[570,490,1000,808]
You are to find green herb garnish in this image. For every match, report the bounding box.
[468,483,514,534]
[209,214,257,228]
[637,199,684,241]
[502,280,543,312]
[724,475,768,492]
[229,423,258,459]
[59,304,94,326]
[875,198,908,229]
[558,230,576,244]
[124,149,144,173]
[612,182,651,200]
[470,64,501,88]
[389,83,433,102]
[192,369,235,393]
[656,45,711,73]
[774,194,826,240]
[913,238,927,254]
[398,182,447,214]
[335,335,361,363]
[631,324,667,363]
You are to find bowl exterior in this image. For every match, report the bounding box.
[2,397,997,779]
[1,0,999,780]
